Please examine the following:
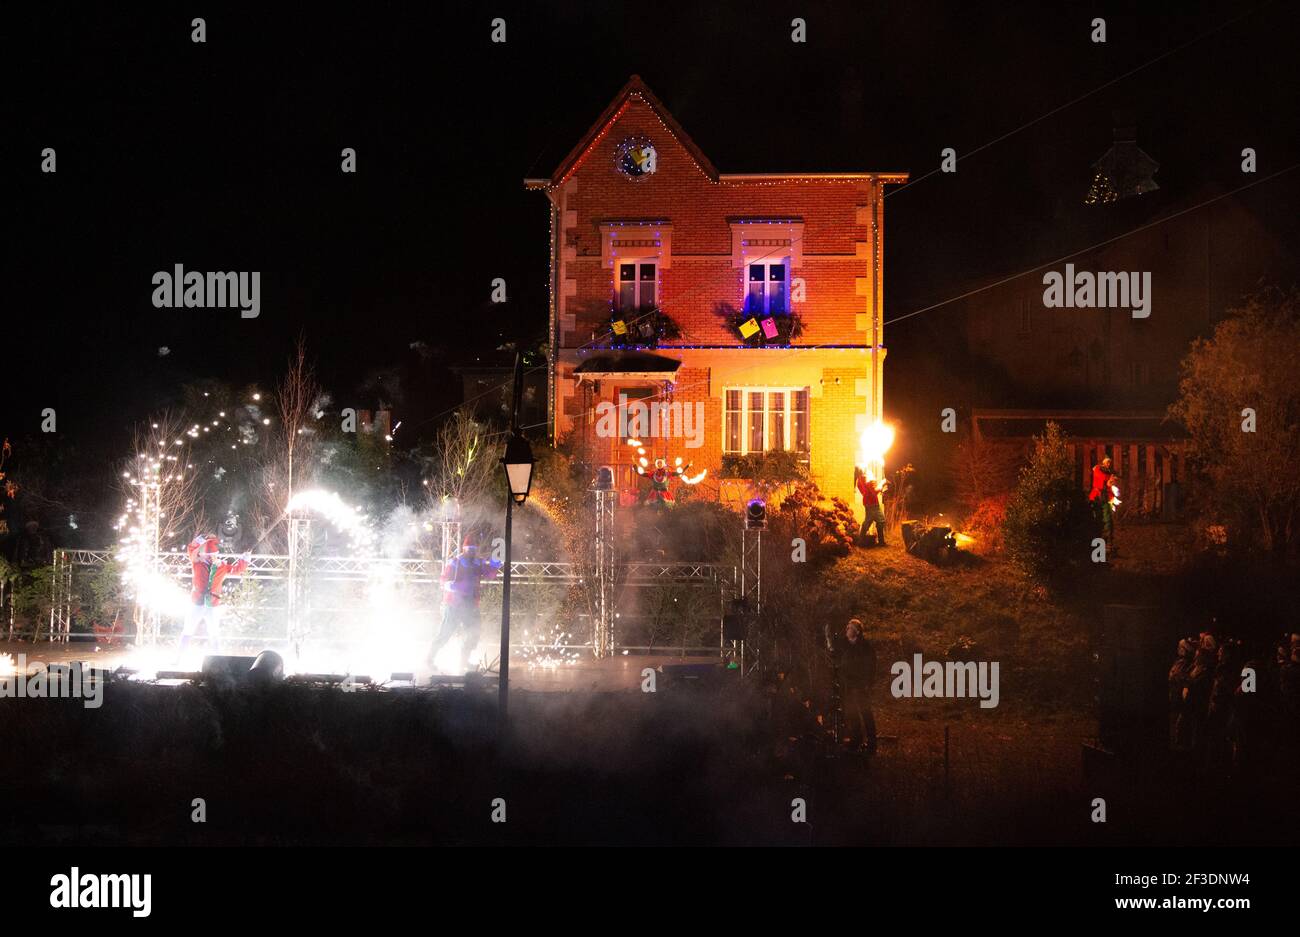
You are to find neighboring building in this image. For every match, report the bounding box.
[526,76,906,508]
[959,186,1293,411]
[953,171,1294,518]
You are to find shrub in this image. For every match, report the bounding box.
[719,451,806,485]
[964,494,1009,554]
[1169,285,1300,555]
[773,482,856,565]
[1002,422,1092,576]
[608,306,681,349]
[711,302,805,347]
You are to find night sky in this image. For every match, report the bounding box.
[9,0,1299,493]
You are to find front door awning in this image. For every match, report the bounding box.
[573,350,681,382]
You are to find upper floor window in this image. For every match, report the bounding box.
[745,261,787,315]
[618,261,657,312]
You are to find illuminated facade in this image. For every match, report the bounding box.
[526,76,907,509]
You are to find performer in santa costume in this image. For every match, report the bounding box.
[181,534,250,656]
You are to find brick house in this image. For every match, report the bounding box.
[525,76,906,510]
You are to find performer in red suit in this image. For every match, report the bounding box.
[1088,456,1119,543]
[182,534,250,654]
[855,467,888,547]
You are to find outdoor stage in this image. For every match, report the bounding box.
[0,640,735,694]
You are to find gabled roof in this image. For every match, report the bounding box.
[540,75,719,187]
[524,75,909,192]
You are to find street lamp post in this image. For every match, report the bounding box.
[498,354,535,722]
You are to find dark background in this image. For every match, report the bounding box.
[7,0,1298,530]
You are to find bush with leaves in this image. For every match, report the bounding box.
[1169,286,1300,555]
[964,494,1009,555]
[10,564,64,639]
[771,481,856,566]
[1002,422,1092,576]
[719,451,806,484]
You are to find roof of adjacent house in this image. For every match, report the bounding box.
[972,409,1188,442]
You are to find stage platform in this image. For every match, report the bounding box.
[1,641,736,694]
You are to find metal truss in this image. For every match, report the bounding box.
[593,489,616,657]
[56,551,728,584]
[48,549,735,647]
[741,528,762,614]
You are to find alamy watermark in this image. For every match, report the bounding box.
[594,394,704,448]
[0,656,104,709]
[152,265,260,318]
[49,868,150,917]
[1042,264,1151,319]
[890,653,999,708]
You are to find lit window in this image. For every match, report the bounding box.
[725,390,743,453]
[792,389,809,452]
[748,391,765,452]
[617,261,657,312]
[745,262,787,315]
[768,391,786,451]
[723,386,810,455]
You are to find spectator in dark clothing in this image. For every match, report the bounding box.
[1175,633,1217,754]
[1167,630,1297,777]
[826,617,878,754]
[1279,635,1300,727]
[1168,637,1194,747]
[1206,640,1242,773]
[1232,651,1269,777]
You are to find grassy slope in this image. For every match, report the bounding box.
[821,538,1094,710]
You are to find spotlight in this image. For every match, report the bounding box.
[745,498,767,530]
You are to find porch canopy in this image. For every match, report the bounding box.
[573,350,681,383]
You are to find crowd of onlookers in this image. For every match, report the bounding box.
[1168,630,1300,774]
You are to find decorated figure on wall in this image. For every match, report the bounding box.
[639,458,681,509]
[627,438,707,509]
